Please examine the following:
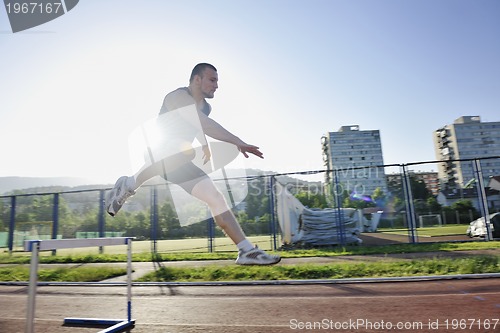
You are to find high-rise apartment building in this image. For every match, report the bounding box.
[322,125,387,196]
[433,116,500,189]
[386,171,440,196]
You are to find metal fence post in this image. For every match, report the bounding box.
[401,165,418,243]
[150,185,158,254]
[207,216,215,253]
[333,169,346,246]
[98,190,105,254]
[8,196,16,253]
[268,176,278,251]
[473,159,493,241]
[51,193,59,255]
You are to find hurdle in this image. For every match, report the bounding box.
[24,237,135,333]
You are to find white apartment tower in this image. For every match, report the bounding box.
[433,116,500,189]
[322,125,388,196]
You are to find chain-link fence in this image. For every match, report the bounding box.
[1,157,498,254]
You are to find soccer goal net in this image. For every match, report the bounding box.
[418,214,443,228]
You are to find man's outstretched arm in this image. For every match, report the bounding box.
[197,111,263,159]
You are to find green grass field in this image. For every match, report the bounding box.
[28,225,469,256]
[1,225,470,256]
[378,224,468,237]
[0,224,481,258]
[1,235,277,257]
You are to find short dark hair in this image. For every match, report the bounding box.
[189,63,217,83]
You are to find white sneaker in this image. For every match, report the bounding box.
[106,176,135,217]
[235,246,281,265]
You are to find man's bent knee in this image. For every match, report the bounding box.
[205,191,230,216]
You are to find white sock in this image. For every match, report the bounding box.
[236,239,254,252]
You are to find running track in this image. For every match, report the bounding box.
[1,278,499,332]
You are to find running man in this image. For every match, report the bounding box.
[106,63,280,265]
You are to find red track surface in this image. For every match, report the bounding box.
[1,278,499,333]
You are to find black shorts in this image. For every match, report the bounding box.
[161,161,209,194]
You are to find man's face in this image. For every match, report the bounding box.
[199,68,218,99]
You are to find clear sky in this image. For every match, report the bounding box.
[1,0,499,184]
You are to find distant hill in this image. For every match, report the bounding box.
[0,170,322,195]
[0,177,99,195]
